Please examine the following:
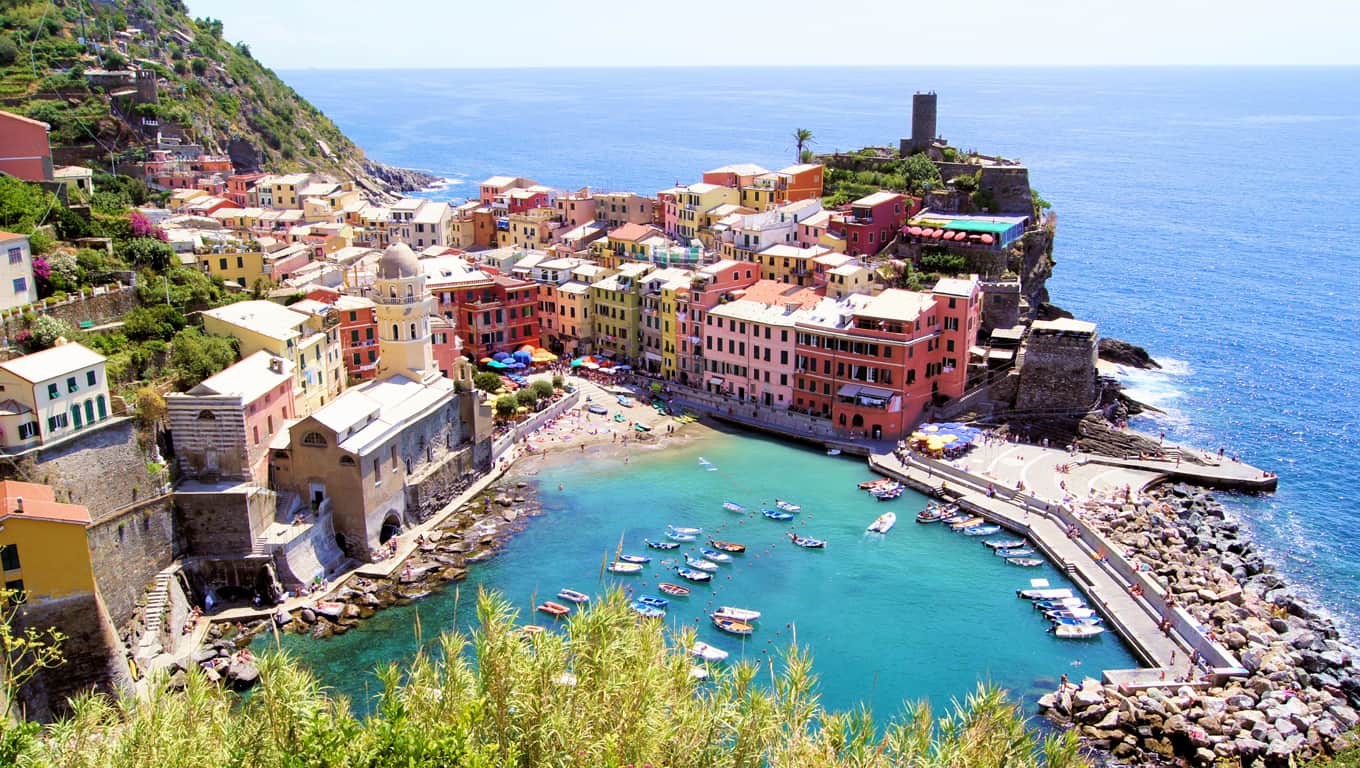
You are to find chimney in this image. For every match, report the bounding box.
[14,497,23,513]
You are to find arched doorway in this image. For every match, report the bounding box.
[851,414,864,428]
[379,514,403,544]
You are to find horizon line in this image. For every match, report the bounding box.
[272,63,1360,72]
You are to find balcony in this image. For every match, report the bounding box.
[377,294,423,305]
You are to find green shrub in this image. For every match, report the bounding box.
[919,250,968,275]
[531,380,554,401]
[551,373,564,389]
[472,371,502,393]
[493,394,517,418]
[514,388,537,409]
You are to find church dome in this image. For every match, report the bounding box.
[377,241,419,279]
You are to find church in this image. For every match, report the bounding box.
[268,241,488,561]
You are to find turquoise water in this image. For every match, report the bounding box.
[265,429,1136,716]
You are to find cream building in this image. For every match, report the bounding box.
[0,341,110,450]
[0,231,37,311]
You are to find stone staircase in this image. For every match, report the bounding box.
[138,567,176,649]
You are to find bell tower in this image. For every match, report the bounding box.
[372,241,438,384]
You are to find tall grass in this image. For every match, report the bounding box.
[9,589,1085,767]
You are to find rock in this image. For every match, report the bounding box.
[1275,718,1299,738]
[1330,704,1359,728]
[1267,738,1294,759]
[1235,737,1268,757]
[341,603,361,620]
[1228,694,1256,711]
[1037,692,1059,711]
[1316,717,1341,740]
[191,647,219,663]
[1095,708,1120,729]
[1321,650,1348,669]
[1194,747,1216,764]
[298,608,317,624]
[226,660,260,690]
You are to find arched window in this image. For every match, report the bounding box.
[197,410,217,420]
[339,455,356,467]
[406,284,414,297]
[409,322,417,339]
[388,285,396,298]
[392,324,399,340]
[301,432,327,447]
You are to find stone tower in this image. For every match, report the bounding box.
[910,91,937,154]
[372,241,438,384]
[135,69,158,104]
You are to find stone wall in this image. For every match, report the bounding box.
[173,487,274,557]
[270,511,346,588]
[1015,329,1099,413]
[980,280,1022,333]
[1,418,162,523]
[405,445,477,523]
[0,285,138,340]
[13,592,126,721]
[179,556,280,610]
[86,496,177,629]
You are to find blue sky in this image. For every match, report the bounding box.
[187,0,1359,69]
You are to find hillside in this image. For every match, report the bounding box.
[0,0,431,198]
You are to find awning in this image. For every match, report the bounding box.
[708,376,725,386]
[837,383,862,398]
[858,385,895,400]
[907,226,923,236]
[643,351,662,362]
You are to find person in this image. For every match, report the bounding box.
[1060,673,1069,688]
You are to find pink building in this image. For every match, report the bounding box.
[702,280,822,407]
[0,110,53,182]
[830,192,916,258]
[166,351,296,483]
[430,315,465,380]
[672,260,760,386]
[554,187,597,228]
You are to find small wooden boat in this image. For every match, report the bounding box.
[684,555,718,572]
[1052,624,1106,639]
[646,538,680,550]
[943,513,972,525]
[1007,557,1044,567]
[1050,614,1103,626]
[658,582,691,597]
[1035,597,1087,612]
[518,625,545,639]
[721,501,746,512]
[874,487,904,501]
[633,422,651,432]
[668,525,703,535]
[637,595,669,609]
[556,588,590,604]
[984,538,1026,550]
[708,539,745,553]
[762,509,795,521]
[713,606,761,622]
[774,500,801,513]
[314,601,345,619]
[700,548,732,563]
[537,601,571,617]
[950,516,985,530]
[691,641,729,662]
[1046,607,1099,621]
[867,512,897,534]
[587,404,608,415]
[1018,587,1073,600]
[995,547,1035,558]
[916,507,947,523]
[712,616,754,635]
[676,567,712,582]
[618,553,651,564]
[787,532,826,549]
[666,531,697,542]
[608,561,644,574]
[630,600,665,618]
[963,524,1002,536]
[859,478,892,490]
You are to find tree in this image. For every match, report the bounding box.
[792,128,814,164]
[119,238,174,271]
[902,153,942,195]
[514,388,537,409]
[167,327,238,388]
[0,586,65,723]
[134,387,167,431]
[473,372,502,393]
[123,305,186,341]
[531,380,554,401]
[551,373,564,389]
[493,394,517,418]
[0,37,18,67]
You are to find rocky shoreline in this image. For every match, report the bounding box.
[1041,485,1359,765]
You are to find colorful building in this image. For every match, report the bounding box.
[0,342,111,450]
[779,163,825,202]
[201,300,345,417]
[0,231,38,311]
[0,110,53,182]
[590,262,654,362]
[670,183,740,242]
[594,192,655,230]
[830,192,914,258]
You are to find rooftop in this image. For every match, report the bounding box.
[733,279,823,310]
[1031,318,1098,336]
[706,163,769,177]
[852,191,905,208]
[858,289,935,323]
[0,342,105,383]
[309,374,455,456]
[608,222,657,242]
[481,175,521,188]
[187,350,293,403]
[0,481,89,526]
[201,300,308,341]
[0,231,27,242]
[932,276,979,298]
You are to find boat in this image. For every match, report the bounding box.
[518,625,545,639]
[658,582,691,597]
[873,487,904,501]
[556,588,590,604]
[630,601,665,618]
[708,539,746,553]
[617,395,635,407]
[634,422,651,432]
[712,616,755,635]
[713,606,761,622]
[950,516,985,530]
[676,567,712,582]
[1035,597,1087,612]
[684,555,718,572]
[698,457,716,470]
[1046,608,1100,621]
[1050,615,1104,626]
[774,500,801,513]
[1006,557,1045,567]
[587,404,608,415]
[984,538,1026,550]
[762,509,795,521]
[690,665,709,680]
[867,512,897,534]
[700,548,733,563]
[787,532,827,549]
[537,601,571,617]
[859,478,893,490]
[1053,624,1106,639]
[690,641,729,662]
[1018,587,1074,600]
[915,507,947,523]
[668,525,703,535]
[608,562,644,574]
[963,525,1002,536]
[943,513,972,525]
[666,530,697,542]
[994,547,1034,557]
[618,553,651,564]
[826,448,842,456]
[645,538,680,550]
[722,501,746,512]
[637,595,669,609]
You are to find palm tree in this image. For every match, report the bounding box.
[792,128,814,163]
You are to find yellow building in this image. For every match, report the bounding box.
[754,243,833,286]
[589,262,652,362]
[201,300,345,417]
[676,183,740,241]
[659,278,693,380]
[0,481,95,601]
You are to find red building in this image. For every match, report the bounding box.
[305,288,379,383]
[226,172,267,207]
[0,110,53,182]
[830,192,915,258]
[791,277,979,440]
[430,271,540,360]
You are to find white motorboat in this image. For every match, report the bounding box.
[1053,624,1106,639]
[713,606,761,622]
[867,511,897,534]
[684,555,718,572]
[690,641,729,662]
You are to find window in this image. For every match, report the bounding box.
[67,376,78,393]
[219,257,228,270]
[351,330,360,343]
[1,544,19,571]
[349,311,357,322]
[47,383,58,400]
[340,456,356,467]
[302,432,327,447]
[353,353,361,365]
[252,426,260,445]
[71,405,82,429]
[236,256,244,269]
[18,422,37,440]
[47,413,68,431]
[6,247,21,265]
[365,327,374,340]
[373,459,382,485]
[96,395,106,419]
[86,370,96,387]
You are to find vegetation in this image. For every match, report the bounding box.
[0,590,1085,767]
[165,328,238,389]
[472,371,503,393]
[918,250,969,276]
[0,586,65,723]
[493,394,517,418]
[530,379,554,401]
[792,128,814,164]
[822,155,941,207]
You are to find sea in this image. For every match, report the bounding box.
[271,66,1360,709]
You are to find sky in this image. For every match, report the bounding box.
[185,0,1359,69]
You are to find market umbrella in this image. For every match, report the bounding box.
[493,351,510,361]
[571,357,585,368]
[486,360,508,369]
[479,357,493,364]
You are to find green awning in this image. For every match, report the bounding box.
[944,220,1015,235]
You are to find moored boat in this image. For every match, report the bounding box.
[787,532,826,549]
[608,561,644,574]
[1052,624,1106,639]
[691,641,729,662]
[537,601,571,617]
[1006,557,1044,567]
[700,548,732,563]
[617,553,651,564]
[915,507,946,523]
[556,588,590,604]
[666,530,697,542]
[587,404,608,415]
[1050,615,1103,626]
[713,606,761,622]
[518,625,545,639]
[963,524,1002,536]
[859,478,892,490]
[684,555,719,572]
[826,448,842,456]
[1018,587,1073,600]
[646,538,680,550]
[637,595,669,609]
[658,582,691,597]
[943,513,972,525]
[712,616,755,635]
[721,501,746,512]
[708,539,746,553]
[984,538,1026,550]
[950,516,985,530]
[774,499,801,513]
[994,547,1035,557]
[676,567,712,582]
[630,600,665,618]
[867,512,897,534]
[668,525,703,535]
[762,509,795,521]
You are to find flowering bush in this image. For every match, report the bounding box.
[128,211,167,242]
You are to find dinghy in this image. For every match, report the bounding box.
[676,567,712,582]
[713,606,761,622]
[984,538,1026,549]
[708,540,746,553]
[774,500,801,513]
[668,525,703,535]
[537,601,571,617]
[1019,587,1073,600]
[646,538,680,550]
[762,509,795,521]
[630,601,665,618]
[618,553,651,564]
[1006,557,1044,567]
[556,589,590,604]
[994,547,1035,557]
[658,582,691,597]
[867,512,897,533]
[666,530,697,542]
[608,561,644,574]
[1052,624,1106,639]
[700,548,733,563]
[721,501,746,512]
[963,524,1002,536]
[712,616,755,635]
[691,641,729,662]
[787,532,826,549]
[636,595,669,609]
[684,555,718,572]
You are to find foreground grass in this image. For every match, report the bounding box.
[5,590,1085,767]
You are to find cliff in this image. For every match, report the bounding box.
[0,0,433,197]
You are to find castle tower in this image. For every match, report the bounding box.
[910,91,937,154]
[372,241,438,384]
